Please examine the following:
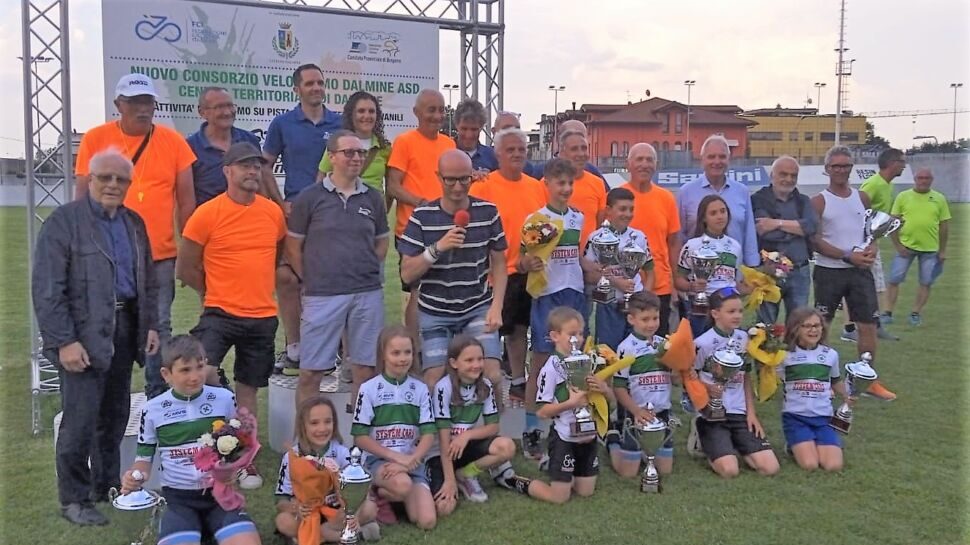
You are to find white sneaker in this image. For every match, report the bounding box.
[238,464,263,489]
[456,475,488,503]
[686,415,704,458]
[360,521,381,541]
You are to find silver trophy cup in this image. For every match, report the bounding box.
[617,240,650,313]
[854,209,904,252]
[589,221,621,305]
[706,348,744,421]
[689,236,720,315]
[559,336,597,439]
[830,352,878,434]
[339,447,373,545]
[624,403,669,493]
[109,472,166,545]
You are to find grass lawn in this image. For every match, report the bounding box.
[0,205,966,545]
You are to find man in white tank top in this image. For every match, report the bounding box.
[809,145,896,401]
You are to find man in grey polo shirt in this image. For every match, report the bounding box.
[285,130,389,408]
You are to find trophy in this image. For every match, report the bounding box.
[109,471,166,545]
[617,240,650,313]
[705,348,744,421]
[854,209,903,252]
[558,336,597,439]
[589,221,621,305]
[689,236,720,315]
[338,448,373,545]
[624,403,669,493]
[830,352,878,434]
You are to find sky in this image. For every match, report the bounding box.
[2,0,968,158]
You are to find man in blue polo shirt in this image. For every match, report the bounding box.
[261,63,343,375]
[454,98,498,173]
[186,87,261,206]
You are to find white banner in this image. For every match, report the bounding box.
[101,0,439,142]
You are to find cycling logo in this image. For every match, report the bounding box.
[135,15,183,43]
[561,454,575,472]
[272,22,301,59]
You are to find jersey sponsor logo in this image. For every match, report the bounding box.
[169,446,203,459]
[636,374,671,386]
[207,392,216,401]
[354,393,364,421]
[358,206,373,217]
[379,391,396,402]
[561,454,575,472]
[404,391,415,403]
[551,247,579,260]
[792,381,826,392]
[375,426,416,441]
[451,424,472,437]
[163,408,188,420]
[199,403,213,415]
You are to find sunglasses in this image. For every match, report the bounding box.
[333,148,368,158]
[93,173,132,185]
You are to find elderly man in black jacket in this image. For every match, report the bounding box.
[32,148,160,526]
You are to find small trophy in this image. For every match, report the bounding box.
[705,348,744,421]
[109,471,166,545]
[625,403,669,493]
[617,240,650,313]
[854,210,904,252]
[589,221,621,305]
[830,352,878,434]
[689,236,720,315]
[338,447,373,545]
[559,336,597,439]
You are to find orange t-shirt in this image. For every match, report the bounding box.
[75,122,196,260]
[470,171,546,274]
[386,130,456,236]
[621,182,680,296]
[181,194,285,318]
[543,170,607,248]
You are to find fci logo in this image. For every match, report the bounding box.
[135,15,182,43]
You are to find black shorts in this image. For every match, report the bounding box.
[546,429,599,483]
[813,266,878,324]
[657,294,673,337]
[426,437,497,494]
[697,413,773,462]
[160,487,256,543]
[500,273,532,335]
[191,307,278,388]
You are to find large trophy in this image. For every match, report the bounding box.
[854,209,903,252]
[339,448,373,545]
[705,347,744,421]
[617,240,650,313]
[559,336,597,439]
[589,221,621,305]
[830,352,878,434]
[624,403,669,493]
[109,471,166,545]
[689,236,720,315]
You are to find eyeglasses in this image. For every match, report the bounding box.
[333,148,368,158]
[441,175,473,187]
[800,322,823,330]
[828,163,853,170]
[93,173,132,185]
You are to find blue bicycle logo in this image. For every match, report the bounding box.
[135,15,182,43]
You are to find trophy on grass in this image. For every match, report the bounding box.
[589,221,621,305]
[617,240,650,313]
[109,470,166,545]
[559,336,597,439]
[339,448,373,545]
[689,236,720,315]
[854,209,903,252]
[705,347,744,422]
[624,402,669,493]
[830,352,878,435]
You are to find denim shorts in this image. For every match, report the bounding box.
[418,304,501,369]
[889,249,942,286]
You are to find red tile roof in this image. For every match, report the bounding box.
[582,97,754,126]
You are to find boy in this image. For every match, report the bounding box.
[585,187,655,350]
[605,292,673,478]
[120,335,261,545]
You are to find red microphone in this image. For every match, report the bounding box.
[454,209,470,228]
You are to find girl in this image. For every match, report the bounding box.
[428,336,517,512]
[779,307,850,472]
[275,396,380,543]
[351,325,437,530]
[691,288,780,479]
[676,194,750,337]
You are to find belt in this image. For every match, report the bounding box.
[114,299,136,311]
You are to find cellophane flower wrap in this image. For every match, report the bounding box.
[741,250,794,311]
[747,322,788,402]
[192,407,260,511]
[288,452,342,545]
[521,212,563,297]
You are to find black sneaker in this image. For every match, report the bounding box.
[521,429,543,460]
[508,382,526,401]
[61,503,108,526]
[600,428,621,450]
[280,353,300,376]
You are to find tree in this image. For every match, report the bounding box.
[865,122,890,147]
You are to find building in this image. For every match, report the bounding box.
[741,107,868,163]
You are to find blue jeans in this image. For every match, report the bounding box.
[418,304,501,369]
[757,263,811,325]
[144,258,175,398]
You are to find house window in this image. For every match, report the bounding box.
[661,113,670,134]
[842,132,860,142]
[749,131,783,141]
[662,141,670,151]
[674,142,682,151]
[804,132,814,141]
[622,141,629,156]
[611,141,619,156]
[675,113,683,133]
[789,131,798,141]
[820,132,836,141]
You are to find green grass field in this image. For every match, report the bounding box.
[0,206,966,545]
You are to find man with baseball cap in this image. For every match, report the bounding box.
[74,73,197,399]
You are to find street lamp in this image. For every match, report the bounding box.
[950,83,963,143]
[913,135,939,152]
[684,80,696,159]
[813,82,826,114]
[813,82,826,160]
[549,85,565,154]
[442,83,459,135]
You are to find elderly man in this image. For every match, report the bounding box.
[454,98,499,172]
[186,86,261,206]
[558,130,608,247]
[470,127,546,401]
[177,142,287,488]
[885,168,950,326]
[491,110,522,135]
[74,73,195,399]
[810,145,895,401]
[523,119,609,182]
[285,130,389,409]
[620,143,681,335]
[35,149,160,525]
[398,149,508,392]
[750,156,817,324]
[676,134,759,267]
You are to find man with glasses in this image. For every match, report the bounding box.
[398,149,508,393]
[35,149,160,525]
[285,130,389,410]
[74,73,196,399]
[186,86,261,206]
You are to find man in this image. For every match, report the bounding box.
[750,156,817,324]
[454,97,499,172]
[470,127,546,401]
[886,168,950,326]
[523,119,609,183]
[386,89,456,337]
[558,131,608,247]
[186,86,262,206]
[34,149,160,525]
[810,145,895,401]
[398,149,508,393]
[491,110,522,135]
[285,130,389,409]
[74,73,196,399]
[621,143,681,336]
[177,142,287,487]
[676,134,759,267]
[261,63,343,375]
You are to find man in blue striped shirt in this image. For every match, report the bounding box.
[399,150,508,392]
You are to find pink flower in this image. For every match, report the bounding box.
[193,446,219,472]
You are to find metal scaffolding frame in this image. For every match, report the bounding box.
[21,0,504,435]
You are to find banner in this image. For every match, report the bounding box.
[604,165,914,191]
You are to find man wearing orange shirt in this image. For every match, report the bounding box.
[557,131,607,248]
[470,127,546,401]
[74,74,196,399]
[621,143,681,336]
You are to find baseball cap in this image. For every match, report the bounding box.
[115,74,158,98]
[223,142,267,166]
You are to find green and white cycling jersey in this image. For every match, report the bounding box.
[614,333,671,411]
[274,440,350,504]
[427,375,500,459]
[677,233,743,294]
[694,327,751,416]
[350,373,436,457]
[779,344,842,417]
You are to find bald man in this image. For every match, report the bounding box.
[523,119,608,184]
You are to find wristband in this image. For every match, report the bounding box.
[424,245,439,263]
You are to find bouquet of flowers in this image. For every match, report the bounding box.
[521,212,563,297]
[759,250,794,279]
[740,251,793,312]
[747,322,788,402]
[193,407,261,511]
[289,451,342,545]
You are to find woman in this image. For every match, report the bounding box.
[317,90,391,197]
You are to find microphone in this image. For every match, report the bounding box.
[454,209,470,229]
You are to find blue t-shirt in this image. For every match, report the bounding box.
[263,104,342,200]
[186,123,261,206]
